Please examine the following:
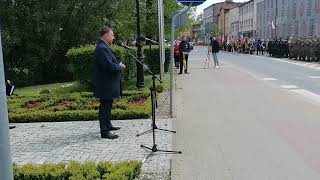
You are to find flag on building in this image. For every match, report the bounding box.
[271,21,276,29]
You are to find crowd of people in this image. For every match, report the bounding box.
[216,36,320,62]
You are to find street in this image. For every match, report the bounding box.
[172,46,320,180]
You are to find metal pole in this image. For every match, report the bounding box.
[275,0,278,37]
[170,4,192,117]
[158,0,165,80]
[136,0,145,88]
[0,22,14,180]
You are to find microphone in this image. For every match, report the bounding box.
[116,41,132,49]
[139,36,159,45]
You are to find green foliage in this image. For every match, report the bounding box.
[155,84,164,93]
[39,89,51,95]
[66,45,137,89]
[0,0,180,86]
[0,0,113,86]
[66,45,96,87]
[8,91,151,123]
[177,7,197,37]
[212,23,221,36]
[13,161,142,180]
[143,46,170,74]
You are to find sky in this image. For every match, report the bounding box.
[196,0,245,15]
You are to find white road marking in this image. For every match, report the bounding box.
[233,53,320,70]
[280,85,299,89]
[261,78,277,81]
[290,89,320,104]
[307,64,319,68]
[309,76,320,79]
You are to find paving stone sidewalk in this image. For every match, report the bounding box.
[10,119,173,179]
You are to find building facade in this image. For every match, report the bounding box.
[218,3,242,37]
[202,0,242,43]
[239,0,255,37]
[256,0,320,39]
[227,7,240,38]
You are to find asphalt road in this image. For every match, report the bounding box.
[171,46,320,180]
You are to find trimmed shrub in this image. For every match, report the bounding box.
[143,45,170,74]
[8,91,151,123]
[66,45,137,88]
[13,161,142,180]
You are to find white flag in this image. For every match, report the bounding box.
[271,21,276,29]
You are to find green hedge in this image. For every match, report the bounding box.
[143,46,170,74]
[13,161,141,180]
[8,91,151,123]
[66,45,137,88]
[66,45,171,88]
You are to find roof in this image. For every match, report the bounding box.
[238,0,254,7]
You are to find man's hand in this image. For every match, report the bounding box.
[119,62,126,69]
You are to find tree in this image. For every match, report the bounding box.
[0,0,180,86]
[212,23,221,36]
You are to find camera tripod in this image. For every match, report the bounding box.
[203,47,211,69]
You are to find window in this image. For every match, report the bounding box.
[294,21,298,35]
[309,19,315,35]
[292,0,297,19]
[307,0,312,16]
[271,0,273,8]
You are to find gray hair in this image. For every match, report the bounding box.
[99,26,112,37]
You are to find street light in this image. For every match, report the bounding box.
[135,0,144,88]
[0,19,14,180]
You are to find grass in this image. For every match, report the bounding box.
[15,73,170,97]
[14,81,88,97]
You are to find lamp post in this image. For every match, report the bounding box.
[275,0,278,37]
[135,0,145,88]
[0,20,14,180]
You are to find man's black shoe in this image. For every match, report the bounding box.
[101,132,119,139]
[110,126,121,131]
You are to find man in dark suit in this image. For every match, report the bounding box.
[179,36,191,74]
[94,26,126,139]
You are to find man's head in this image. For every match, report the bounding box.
[99,26,114,44]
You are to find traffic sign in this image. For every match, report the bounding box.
[177,0,206,6]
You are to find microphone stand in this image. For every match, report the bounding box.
[120,45,182,162]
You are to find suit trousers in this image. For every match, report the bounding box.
[180,53,189,73]
[99,99,113,134]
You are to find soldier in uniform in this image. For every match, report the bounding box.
[308,36,316,61]
[315,37,320,62]
[294,37,300,60]
[300,36,307,61]
[288,37,294,59]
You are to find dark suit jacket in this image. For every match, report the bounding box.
[211,40,220,53]
[94,40,122,100]
[179,40,191,53]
